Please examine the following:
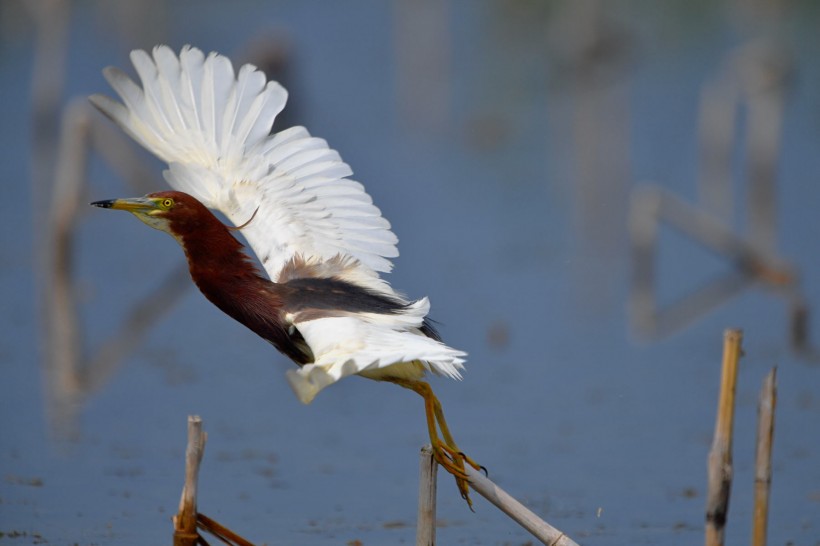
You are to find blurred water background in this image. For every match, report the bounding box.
[1,1,819,544]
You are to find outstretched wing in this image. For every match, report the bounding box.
[90,45,398,281]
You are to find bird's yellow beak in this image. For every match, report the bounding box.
[90,196,161,213]
[90,196,173,233]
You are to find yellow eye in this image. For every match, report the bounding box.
[161,198,174,209]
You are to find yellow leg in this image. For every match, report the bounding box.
[430,394,484,474]
[387,377,481,510]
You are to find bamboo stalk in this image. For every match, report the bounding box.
[174,415,207,546]
[416,445,437,546]
[415,447,579,545]
[752,367,777,546]
[705,329,743,546]
[464,464,580,546]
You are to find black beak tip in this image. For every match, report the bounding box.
[90,200,114,208]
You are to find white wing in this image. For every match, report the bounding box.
[90,45,398,281]
[285,299,466,404]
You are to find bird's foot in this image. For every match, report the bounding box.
[432,442,485,511]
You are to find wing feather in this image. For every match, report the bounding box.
[150,46,191,133]
[199,52,218,148]
[92,45,398,283]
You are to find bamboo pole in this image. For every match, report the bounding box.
[174,415,207,546]
[705,329,743,546]
[752,367,777,546]
[416,445,437,546]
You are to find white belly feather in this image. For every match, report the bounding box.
[285,301,466,404]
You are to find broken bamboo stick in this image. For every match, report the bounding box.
[464,463,580,546]
[416,446,580,546]
[752,367,777,546]
[173,415,207,546]
[197,513,256,546]
[705,329,743,546]
[416,445,438,546]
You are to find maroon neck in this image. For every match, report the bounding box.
[174,216,270,304]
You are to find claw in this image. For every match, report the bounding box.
[461,489,475,512]
[456,450,483,472]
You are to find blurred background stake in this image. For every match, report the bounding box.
[82,264,189,396]
[42,99,192,438]
[752,367,777,546]
[30,0,73,434]
[651,189,792,284]
[697,78,736,221]
[48,100,90,377]
[705,329,743,546]
[174,415,207,546]
[551,0,633,312]
[789,298,809,353]
[462,461,580,546]
[739,42,790,254]
[629,187,793,340]
[28,0,70,222]
[44,98,92,435]
[394,0,451,131]
[416,445,437,546]
[630,36,803,344]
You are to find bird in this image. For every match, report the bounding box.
[89,45,481,507]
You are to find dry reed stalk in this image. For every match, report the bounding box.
[416,445,438,546]
[705,329,743,546]
[752,367,777,546]
[173,416,207,546]
[196,513,256,546]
